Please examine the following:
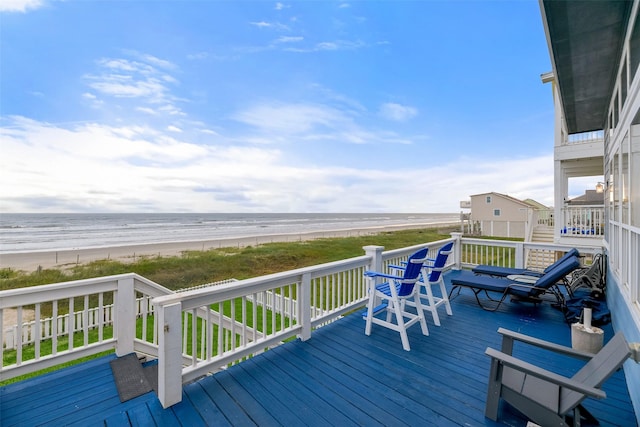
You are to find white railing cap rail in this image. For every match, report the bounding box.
[460,238,604,255]
[152,255,370,311]
[0,273,172,308]
[0,273,133,308]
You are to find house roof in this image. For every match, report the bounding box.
[567,189,606,205]
[523,198,550,210]
[540,0,632,134]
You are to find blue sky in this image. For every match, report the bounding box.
[0,0,591,213]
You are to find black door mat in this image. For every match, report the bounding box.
[110,353,152,402]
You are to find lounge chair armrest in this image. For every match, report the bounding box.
[485,347,606,399]
[497,328,594,361]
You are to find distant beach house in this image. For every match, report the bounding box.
[466,192,548,239]
[566,189,605,206]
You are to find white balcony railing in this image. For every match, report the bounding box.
[565,130,604,145]
[561,205,605,237]
[1,235,604,408]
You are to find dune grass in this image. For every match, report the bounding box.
[0,226,457,292]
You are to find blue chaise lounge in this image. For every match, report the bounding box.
[449,255,582,311]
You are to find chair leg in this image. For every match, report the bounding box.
[485,357,502,421]
[364,282,375,336]
[413,292,429,336]
[391,299,411,351]
[423,283,441,326]
[438,279,453,316]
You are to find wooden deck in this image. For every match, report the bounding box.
[2,272,637,426]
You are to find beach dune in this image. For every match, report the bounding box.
[0,222,459,272]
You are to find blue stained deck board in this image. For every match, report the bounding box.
[215,366,299,426]
[182,381,233,427]
[195,374,258,426]
[309,325,485,424]
[165,391,207,427]
[237,355,338,425]
[1,271,637,427]
[225,361,310,425]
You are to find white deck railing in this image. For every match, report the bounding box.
[565,130,604,145]
[1,235,604,408]
[561,205,605,237]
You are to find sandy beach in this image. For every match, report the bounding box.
[0,222,459,272]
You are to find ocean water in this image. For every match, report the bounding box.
[0,213,459,254]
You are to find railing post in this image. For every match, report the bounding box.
[157,302,183,408]
[515,243,525,269]
[298,272,312,341]
[363,245,384,272]
[363,246,384,309]
[450,233,462,270]
[115,276,135,356]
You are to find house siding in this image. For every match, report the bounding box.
[608,271,640,425]
[470,193,529,238]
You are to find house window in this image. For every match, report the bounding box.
[486,196,492,203]
[493,209,501,217]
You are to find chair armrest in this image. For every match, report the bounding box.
[364,271,402,280]
[485,348,606,399]
[497,328,594,361]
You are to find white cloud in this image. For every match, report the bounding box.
[276,36,303,43]
[379,103,418,122]
[0,0,44,12]
[187,52,209,60]
[0,115,553,213]
[233,103,349,135]
[136,107,158,115]
[82,54,184,120]
[167,125,182,133]
[250,21,290,31]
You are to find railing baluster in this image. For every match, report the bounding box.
[34,303,41,360]
[141,294,148,342]
[241,296,247,347]
[83,295,89,347]
[16,307,23,366]
[191,308,197,366]
[182,312,188,355]
[68,297,74,351]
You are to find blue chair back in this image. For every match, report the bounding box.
[427,242,454,282]
[533,256,581,291]
[543,248,579,273]
[398,248,428,296]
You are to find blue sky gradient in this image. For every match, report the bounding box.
[1,0,591,213]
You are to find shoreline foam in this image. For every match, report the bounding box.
[0,222,459,272]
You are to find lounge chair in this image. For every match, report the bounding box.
[485,328,632,427]
[472,247,579,278]
[406,242,454,326]
[364,247,429,351]
[449,255,581,311]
